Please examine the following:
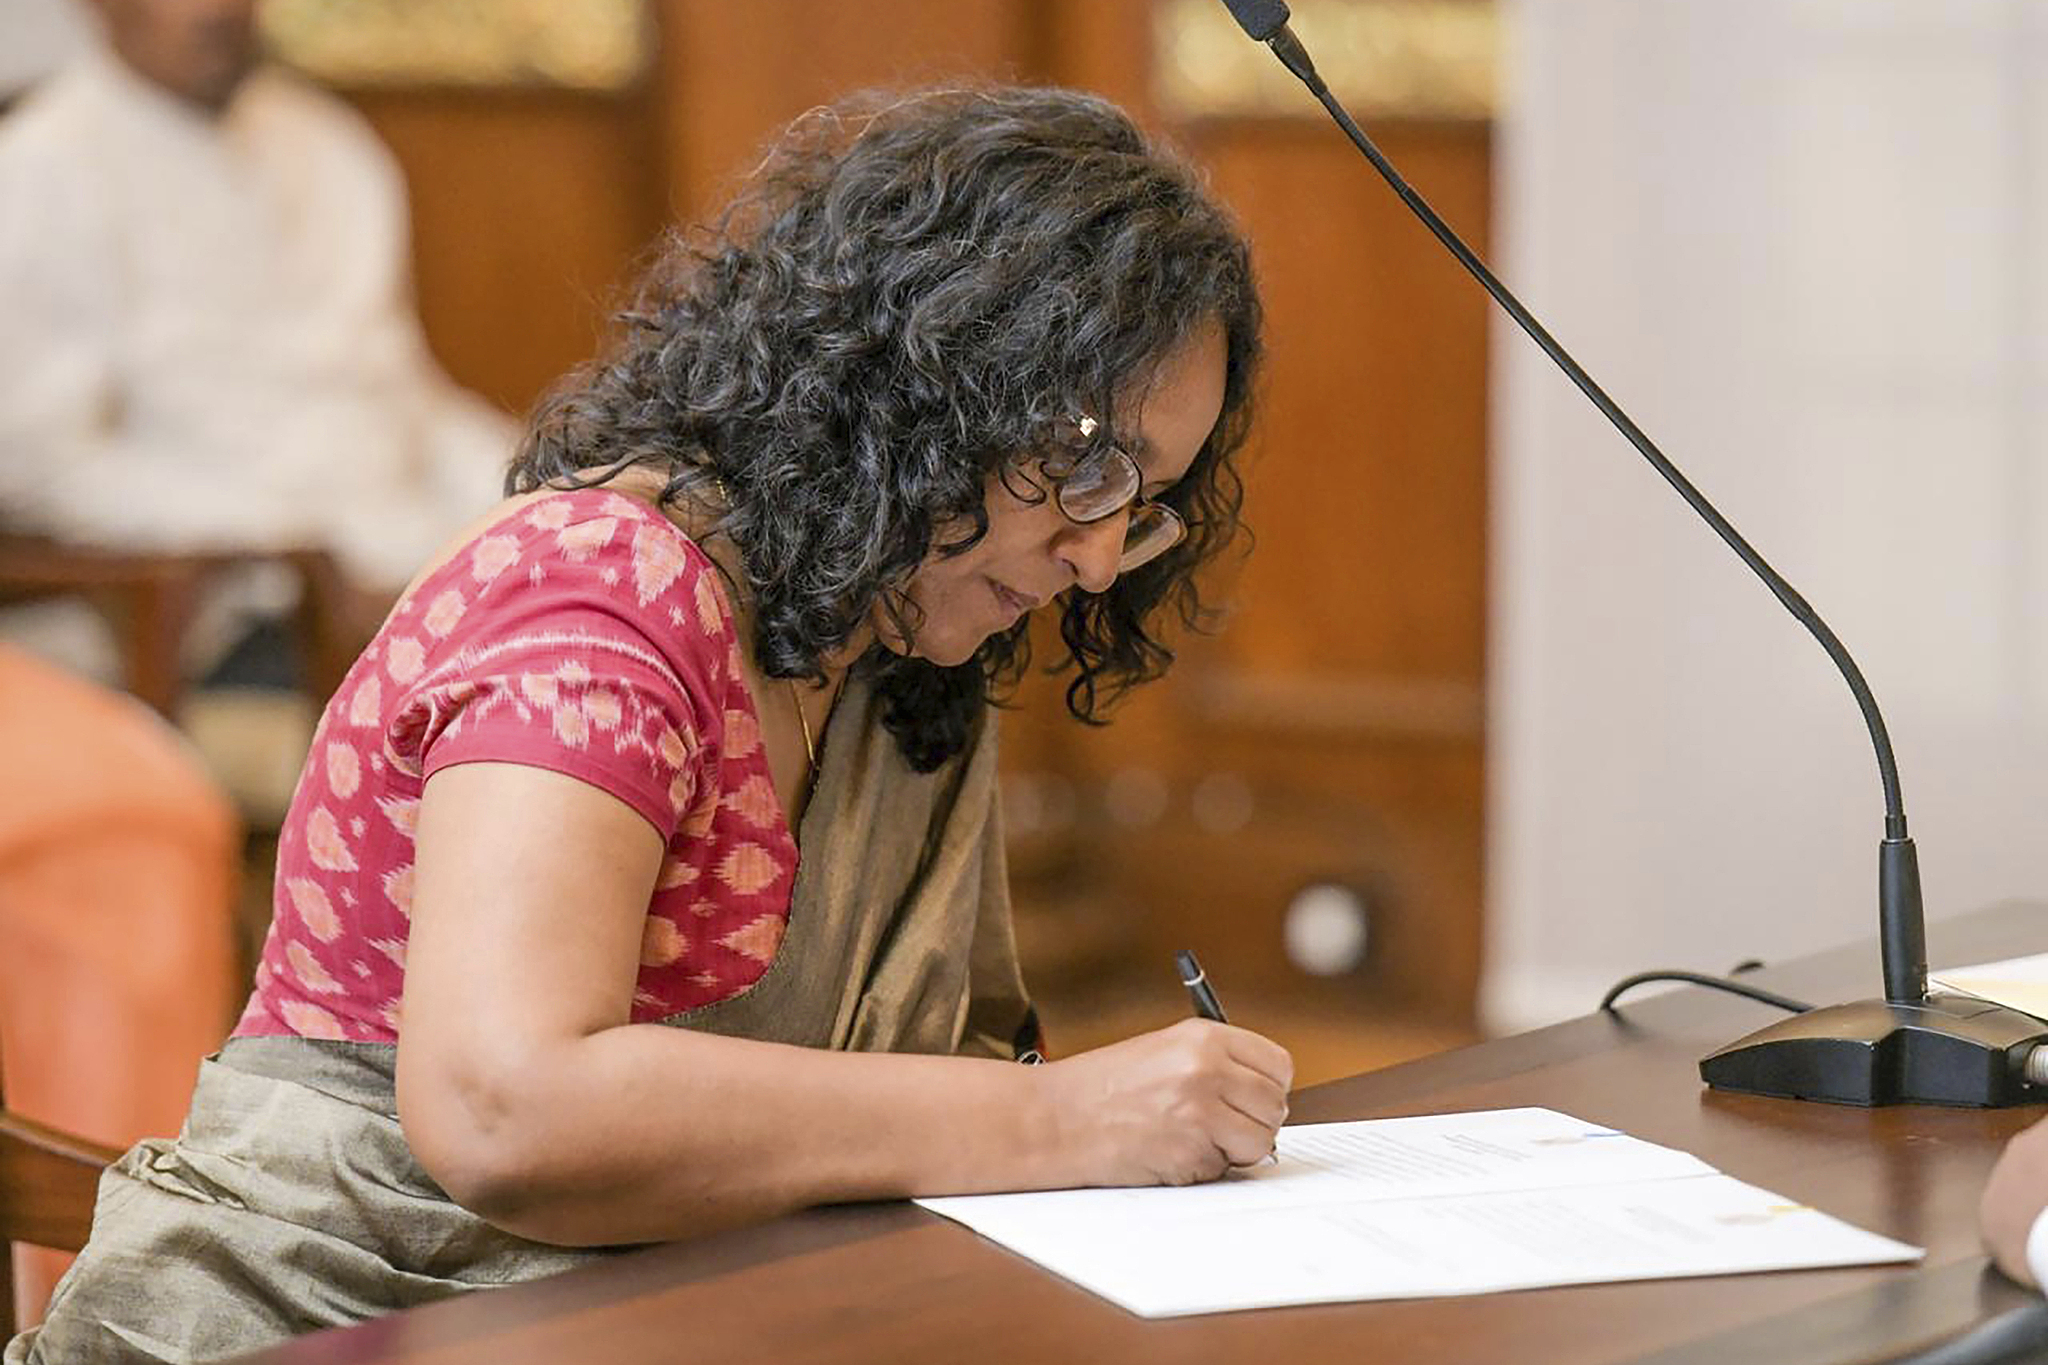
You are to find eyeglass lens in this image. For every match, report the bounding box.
[1117,505,1183,572]
[1053,448,1141,520]
[1052,446,1185,573]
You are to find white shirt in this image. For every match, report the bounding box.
[2026,1204,2048,1290]
[0,46,511,594]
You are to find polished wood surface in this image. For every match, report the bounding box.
[237,903,2048,1365]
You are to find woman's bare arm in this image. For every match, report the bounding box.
[394,761,1292,1247]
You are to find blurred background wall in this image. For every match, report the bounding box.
[0,0,88,94]
[1488,0,2048,1029]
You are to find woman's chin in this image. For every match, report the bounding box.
[881,629,983,668]
[916,640,980,667]
[874,607,1017,667]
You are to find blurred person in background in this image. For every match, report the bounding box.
[0,0,512,688]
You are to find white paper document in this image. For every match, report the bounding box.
[916,1107,1921,1317]
[1931,952,2048,1021]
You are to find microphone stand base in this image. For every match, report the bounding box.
[1699,993,2048,1106]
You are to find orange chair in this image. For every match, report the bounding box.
[0,646,239,1325]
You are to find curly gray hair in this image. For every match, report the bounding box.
[511,85,1263,771]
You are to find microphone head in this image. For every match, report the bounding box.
[1219,0,1291,42]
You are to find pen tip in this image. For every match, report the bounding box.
[1174,948,1199,979]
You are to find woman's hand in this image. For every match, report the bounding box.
[1033,1018,1293,1187]
[1981,1115,2048,1285]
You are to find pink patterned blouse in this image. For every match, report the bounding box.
[234,488,797,1043]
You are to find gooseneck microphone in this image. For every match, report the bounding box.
[1216,0,2048,1105]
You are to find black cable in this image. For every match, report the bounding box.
[1257,25,1910,841]
[1601,970,1814,1016]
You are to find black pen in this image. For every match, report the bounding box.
[1175,949,1228,1023]
[1176,949,1280,1165]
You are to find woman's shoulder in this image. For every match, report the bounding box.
[400,487,735,643]
[339,486,744,734]
[317,487,739,834]
[438,485,716,577]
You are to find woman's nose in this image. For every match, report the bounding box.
[1057,510,1128,595]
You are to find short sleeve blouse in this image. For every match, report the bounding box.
[233,488,799,1043]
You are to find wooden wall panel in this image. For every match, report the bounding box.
[347,91,661,417]
[1203,124,1490,683]
[347,90,663,417]
[654,0,1045,220]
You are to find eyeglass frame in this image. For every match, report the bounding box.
[1032,413,1188,573]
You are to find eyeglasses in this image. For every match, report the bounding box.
[1039,414,1187,574]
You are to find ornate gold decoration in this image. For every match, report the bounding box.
[259,0,648,91]
[1153,0,1498,123]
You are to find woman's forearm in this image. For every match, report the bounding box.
[402,1024,1058,1246]
[400,1014,1290,1248]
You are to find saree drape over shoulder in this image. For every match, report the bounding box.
[8,671,1034,1365]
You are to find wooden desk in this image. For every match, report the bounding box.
[241,904,2048,1365]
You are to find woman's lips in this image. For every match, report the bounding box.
[988,578,1037,617]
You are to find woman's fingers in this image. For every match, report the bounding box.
[1207,1099,1281,1168]
[1218,1065,1289,1136]
[1218,1023,1295,1092]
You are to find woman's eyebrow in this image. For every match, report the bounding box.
[1125,434,1162,480]
[1126,435,1181,497]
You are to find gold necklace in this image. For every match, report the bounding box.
[704,475,820,781]
[789,680,817,776]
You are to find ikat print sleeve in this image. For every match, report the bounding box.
[376,494,738,837]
